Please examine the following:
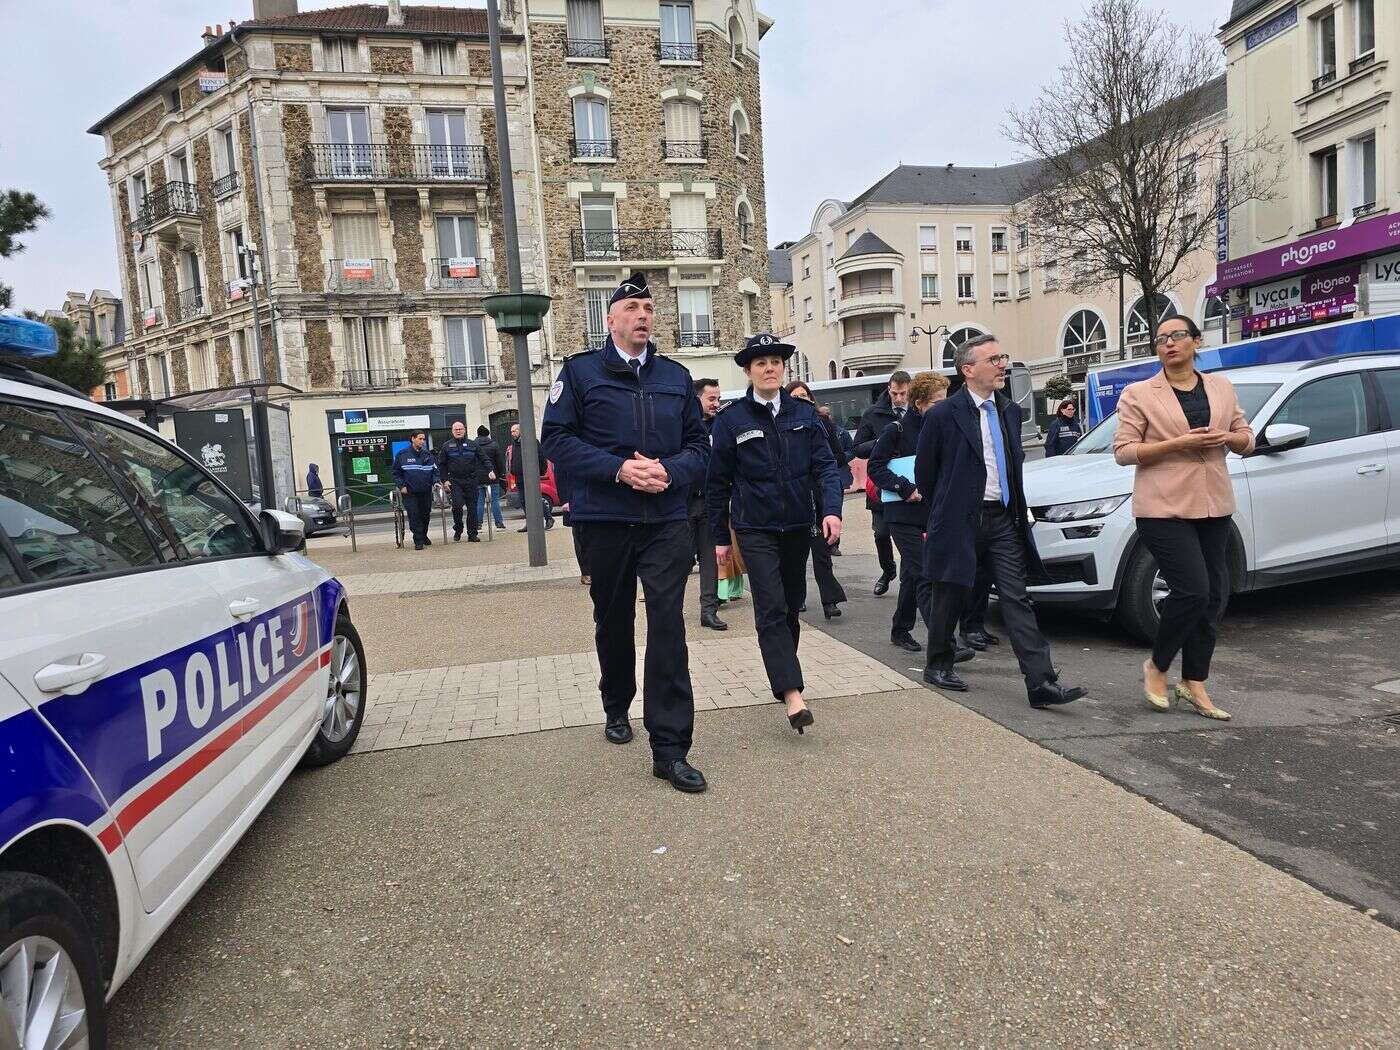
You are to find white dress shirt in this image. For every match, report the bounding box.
[616,346,648,369]
[968,389,1002,502]
[752,390,780,417]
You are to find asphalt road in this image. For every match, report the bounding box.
[811,550,1400,927]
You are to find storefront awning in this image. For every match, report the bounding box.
[1208,212,1400,296]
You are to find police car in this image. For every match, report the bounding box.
[0,315,366,1046]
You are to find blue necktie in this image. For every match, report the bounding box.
[980,400,1012,507]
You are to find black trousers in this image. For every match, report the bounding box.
[404,490,433,543]
[735,528,810,699]
[961,565,991,637]
[1137,516,1231,682]
[448,481,480,538]
[871,503,897,578]
[689,508,719,616]
[888,522,931,636]
[575,521,695,761]
[570,522,590,576]
[927,502,1054,693]
[809,520,847,607]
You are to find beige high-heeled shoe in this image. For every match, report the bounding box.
[1143,659,1170,711]
[1174,684,1231,721]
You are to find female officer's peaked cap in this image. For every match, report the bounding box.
[734,332,796,368]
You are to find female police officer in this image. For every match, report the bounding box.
[707,334,843,734]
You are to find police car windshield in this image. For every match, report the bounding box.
[1069,382,1280,455]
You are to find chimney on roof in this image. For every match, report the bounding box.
[202,25,216,45]
[387,0,404,26]
[946,163,954,171]
[251,0,297,19]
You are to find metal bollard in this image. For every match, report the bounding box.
[339,494,356,553]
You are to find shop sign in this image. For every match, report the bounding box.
[1215,147,1229,263]
[1245,263,1359,335]
[1368,249,1400,285]
[351,456,372,475]
[334,411,430,434]
[1245,6,1296,50]
[1244,297,1356,335]
[447,256,479,278]
[1209,212,1400,295]
[341,258,374,280]
[1250,276,1302,314]
[199,71,228,93]
[342,409,369,434]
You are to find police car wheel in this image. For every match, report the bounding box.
[302,615,367,768]
[0,872,108,1049]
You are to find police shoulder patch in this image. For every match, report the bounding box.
[736,429,765,444]
[549,379,565,404]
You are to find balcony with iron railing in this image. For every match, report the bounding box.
[836,284,903,321]
[566,37,609,60]
[1354,201,1379,219]
[571,137,619,160]
[428,258,495,293]
[675,326,718,349]
[440,363,491,386]
[662,137,706,161]
[840,330,905,372]
[570,227,723,263]
[304,143,489,184]
[657,38,701,62]
[327,258,394,292]
[168,286,207,325]
[342,368,403,391]
[212,171,240,198]
[133,181,199,238]
[1351,51,1377,74]
[1313,67,1337,92]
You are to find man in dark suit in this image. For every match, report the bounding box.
[914,334,1086,709]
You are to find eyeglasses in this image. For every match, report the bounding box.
[1152,329,1194,348]
[978,353,1011,366]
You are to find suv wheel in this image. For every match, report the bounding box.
[301,614,367,768]
[1117,544,1165,644]
[0,872,107,1049]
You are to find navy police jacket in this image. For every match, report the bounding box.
[868,410,929,529]
[392,445,440,494]
[707,388,843,537]
[540,338,709,524]
[436,437,483,484]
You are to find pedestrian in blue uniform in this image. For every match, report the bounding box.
[690,377,726,631]
[393,430,440,551]
[707,334,843,735]
[436,420,483,542]
[540,271,711,794]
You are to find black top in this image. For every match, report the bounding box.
[1174,378,1211,430]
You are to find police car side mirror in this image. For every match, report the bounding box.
[1252,422,1310,456]
[259,509,305,554]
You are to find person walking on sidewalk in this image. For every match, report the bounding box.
[854,372,910,596]
[393,430,439,551]
[1044,399,1084,457]
[437,421,483,542]
[690,378,726,631]
[707,335,843,736]
[541,271,711,794]
[1114,314,1254,721]
[915,334,1087,709]
[869,371,949,654]
[474,425,506,529]
[786,379,848,618]
[509,422,553,531]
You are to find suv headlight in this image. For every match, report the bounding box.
[1037,495,1129,522]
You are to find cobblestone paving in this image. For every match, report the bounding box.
[340,558,583,596]
[351,630,913,753]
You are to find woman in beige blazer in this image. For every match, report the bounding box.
[1113,314,1254,720]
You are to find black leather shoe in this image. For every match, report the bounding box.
[413,540,424,550]
[960,632,987,651]
[923,667,968,692]
[891,632,922,653]
[604,718,633,744]
[979,630,1001,646]
[954,646,976,664]
[797,602,806,613]
[1028,681,1087,709]
[453,530,463,542]
[701,611,728,631]
[468,535,481,542]
[823,603,842,620]
[516,525,529,532]
[653,759,707,793]
[423,537,432,546]
[873,572,895,597]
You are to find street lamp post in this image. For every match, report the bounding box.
[910,324,949,371]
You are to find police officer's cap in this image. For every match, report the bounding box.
[609,271,653,307]
[734,332,796,368]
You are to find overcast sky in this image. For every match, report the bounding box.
[0,0,1229,311]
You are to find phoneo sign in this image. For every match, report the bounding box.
[1243,263,1359,335]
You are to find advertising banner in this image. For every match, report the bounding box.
[1208,212,1400,295]
[199,71,228,93]
[1243,263,1359,335]
[341,258,374,280]
[447,256,479,278]
[174,410,253,502]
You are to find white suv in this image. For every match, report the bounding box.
[0,354,366,1046]
[1023,353,1400,641]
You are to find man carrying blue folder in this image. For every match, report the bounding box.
[868,371,957,654]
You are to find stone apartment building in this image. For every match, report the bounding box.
[88,0,772,495]
[772,80,1229,412]
[60,289,129,401]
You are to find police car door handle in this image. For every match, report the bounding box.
[228,597,262,620]
[34,653,108,695]
[1356,463,1386,475]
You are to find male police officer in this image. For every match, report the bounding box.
[437,420,483,542]
[541,271,711,794]
[691,377,725,631]
[393,429,440,551]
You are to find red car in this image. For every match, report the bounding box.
[504,447,559,511]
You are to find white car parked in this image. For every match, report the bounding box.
[1024,352,1400,640]
[0,355,366,1047]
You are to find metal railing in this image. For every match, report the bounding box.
[569,227,722,262]
[565,37,608,59]
[1313,68,1337,91]
[428,258,494,291]
[1354,201,1378,218]
[662,138,706,160]
[658,39,701,61]
[571,137,618,159]
[841,332,896,346]
[212,171,240,197]
[328,258,393,292]
[440,363,490,385]
[1350,51,1376,74]
[675,327,718,348]
[342,368,403,390]
[304,143,489,183]
[841,285,894,300]
[168,286,207,324]
[134,181,199,231]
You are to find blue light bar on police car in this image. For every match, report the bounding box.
[0,314,59,357]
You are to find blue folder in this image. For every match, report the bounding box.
[877,455,916,502]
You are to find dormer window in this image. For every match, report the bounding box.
[424,40,456,75]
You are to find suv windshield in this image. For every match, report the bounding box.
[1069,382,1281,455]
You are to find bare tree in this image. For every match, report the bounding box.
[1005,0,1280,353]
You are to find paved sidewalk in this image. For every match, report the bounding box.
[341,558,582,596]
